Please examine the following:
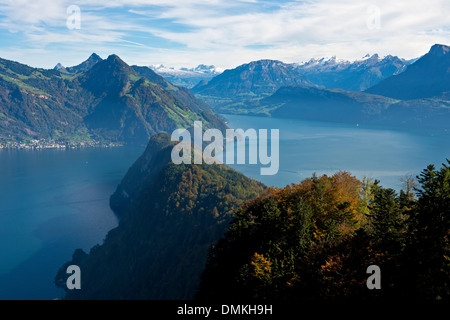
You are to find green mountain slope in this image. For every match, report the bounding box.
[0,57,92,142]
[0,54,226,145]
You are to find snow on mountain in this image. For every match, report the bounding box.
[295,54,410,91]
[149,64,223,88]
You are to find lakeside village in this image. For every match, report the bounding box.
[0,138,123,150]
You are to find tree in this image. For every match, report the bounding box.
[410,161,450,300]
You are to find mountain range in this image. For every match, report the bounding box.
[191,59,313,108]
[199,44,450,129]
[47,44,450,301]
[295,54,410,91]
[150,64,223,89]
[0,53,226,145]
[2,44,449,145]
[189,54,414,112]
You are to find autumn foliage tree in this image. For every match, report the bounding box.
[197,162,450,302]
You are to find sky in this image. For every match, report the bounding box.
[0,0,448,70]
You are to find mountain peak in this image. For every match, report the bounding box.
[366,43,450,99]
[251,59,283,66]
[102,54,137,76]
[64,53,103,73]
[106,54,124,63]
[191,58,313,107]
[428,44,450,57]
[89,53,101,60]
[81,54,138,98]
[53,63,64,70]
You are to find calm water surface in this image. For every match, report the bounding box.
[1,114,449,299]
[0,146,144,299]
[221,115,450,190]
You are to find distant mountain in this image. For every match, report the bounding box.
[258,86,394,123]
[209,44,450,130]
[0,54,227,145]
[225,85,450,129]
[53,63,64,70]
[295,54,410,91]
[151,64,223,88]
[191,59,313,108]
[55,133,266,299]
[366,44,450,99]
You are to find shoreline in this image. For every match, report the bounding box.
[0,140,124,150]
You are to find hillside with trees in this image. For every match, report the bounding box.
[54,133,266,299]
[0,54,226,146]
[197,162,450,301]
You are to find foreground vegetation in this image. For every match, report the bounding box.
[55,133,450,301]
[198,161,450,301]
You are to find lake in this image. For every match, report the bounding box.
[0,114,449,299]
[222,114,450,191]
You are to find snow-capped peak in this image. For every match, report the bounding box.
[358,53,381,61]
[150,64,223,75]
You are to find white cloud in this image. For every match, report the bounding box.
[0,0,448,68]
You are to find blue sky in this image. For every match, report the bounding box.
[0,0,449,69]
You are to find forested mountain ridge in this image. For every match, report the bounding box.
[55,133,266,299]
[0,54,226,146]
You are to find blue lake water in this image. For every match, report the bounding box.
[0,146,144,299]
[0,114,449,299]
[221,115,450,190]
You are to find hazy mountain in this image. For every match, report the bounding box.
[151,64,223,88]
[191,59,313,108]
[296,54,410,91]
[366,44,450,99]
[211,44,450,130]
[225,85,450,129]
[0,54,227,145]
[269,86,449,128]
[53,63,64,70]
[264,86,394,123]
[55,133,266,299]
